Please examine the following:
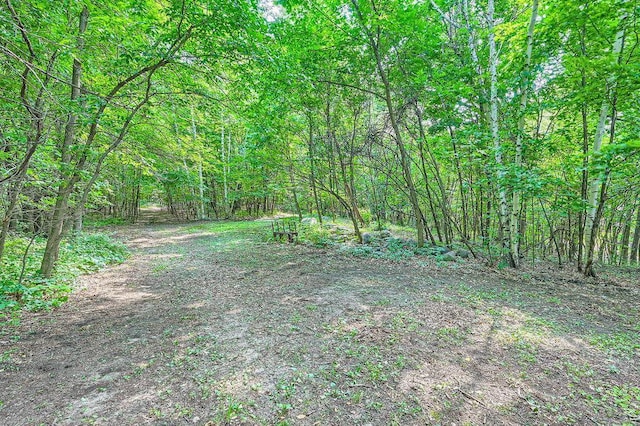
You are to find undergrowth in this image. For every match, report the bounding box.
[298,222,461,261]
[0,233,129,316]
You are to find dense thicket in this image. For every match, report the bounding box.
[1,0,639,283]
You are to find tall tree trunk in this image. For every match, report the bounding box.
[40,9,187,277]
[415,104,453,244]
[583,18,626,277]
[220,112,229,217]
[0,2,54,261]
[0,179,25,261]
[190,105,206,220]
[351,0,425,246]
[334,113,363,243]
[619,206,633,265]
[288,161,303,222]
[577,23,590,272]
[630,205,640,264]
[509,0,538,267]
[41,5,88,277]
[488,0,516,267]
[306,113,323,224]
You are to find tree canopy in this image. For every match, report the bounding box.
[1,0,639,281]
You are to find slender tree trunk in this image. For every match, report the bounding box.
[415,104,452,244]
[577,23,590,272]
[0,179,25,261]
[289,164,302,222]
[488,0,516,267]
[630,205,640,264]
[1,3,54,261]
[450,132,469,240]
[220,113,229,216]
[509,0,538,266]
[583,18,626,277]
[619,206,633,265]
[334,115,363,243]
[189,106,206,220]
[351,0,425,246]
[41,6,88,277]
[40,9,187,277]
[307,114,323,224]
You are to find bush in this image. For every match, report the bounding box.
[0,233,129,314]
[299,224,334,247]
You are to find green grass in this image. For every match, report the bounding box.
[589,332,640,357]
[185,220,265,235]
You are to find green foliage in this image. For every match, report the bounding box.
[338,242,415,261]
[606,385,640,418]
[589,332,640,357]
[298,224,334,247]
[83,217,129,228]
[58,234,129,274]
[0,233,129,315]
[2,0,640,285]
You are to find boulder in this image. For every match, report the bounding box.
[362,233,373,244]
[441,251,457,261]
[434,246,450,255]
[456,249,470,259]
[301,217,317,225]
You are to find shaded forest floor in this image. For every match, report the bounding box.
[1,213,639,425]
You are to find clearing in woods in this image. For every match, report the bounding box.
[1,217,639,425]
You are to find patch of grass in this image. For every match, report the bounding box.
[606,384,640,418]
[589,332,640,357]
[275,402,292,416]
[365,361,388,382]
[460,287,512,304]
[391,311,420,332]
[366,401,384,410]
[563,361,594,383]
[149,407,164,419]
[578,383,640,422]
[524,316,560,335]
[152,263,169,273]
[429,292,451,303]
[514,338,538,366]
[188,220,265,234]
[0,348,16,364]
[436,327,466,345]
[173,403,193,418]
[275,379,297,400]
[218,396,253,423]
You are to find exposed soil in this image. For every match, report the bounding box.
[1,213,639,425]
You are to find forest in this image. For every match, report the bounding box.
[1,0,640,285]
[1,1,640,424]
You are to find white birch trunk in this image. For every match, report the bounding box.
[488,0,515,267]
[509,0,539,267]
[191,105,206,220]
[583,22,626,262]
[220,113,228,213]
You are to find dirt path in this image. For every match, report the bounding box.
[1,220,639,425]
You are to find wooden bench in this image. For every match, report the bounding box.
[272,218,298,243]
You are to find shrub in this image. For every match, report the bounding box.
[299,224,334,247]
[0,233,129,315]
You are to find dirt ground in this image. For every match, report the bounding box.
[1,215,639,425]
